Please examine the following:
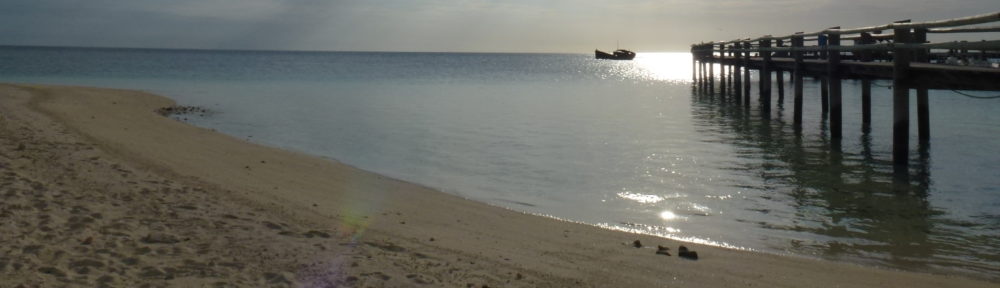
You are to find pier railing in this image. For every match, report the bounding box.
[689,11,1000,172]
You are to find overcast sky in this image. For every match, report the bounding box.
[1,0,996,52]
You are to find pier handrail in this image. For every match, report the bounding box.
[928,25,1000,33]
[705,40,1000,53]
[694,11,1000,46]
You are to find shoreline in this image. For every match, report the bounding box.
[1,83,994,287]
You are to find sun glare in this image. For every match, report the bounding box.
[633,52,694,83]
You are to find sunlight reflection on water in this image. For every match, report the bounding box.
[588,52,693,84]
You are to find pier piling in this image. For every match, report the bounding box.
[892,28,912,168]
[914,28,931,142]
[792,34,804,125]
[734,44,744,104]
[709,53,715,95]
[828,33,843,139]
[821,78,829,114]
[861,78,872,133]
[760,39,772,113]
[727,47,734,91]
[720,44,727,97]
[776,39,786,104]
[700,61,706,92]
[742,41,751,107]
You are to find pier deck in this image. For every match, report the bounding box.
[714,56,1000,90]
[691,11,1000,174]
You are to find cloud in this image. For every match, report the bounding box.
[1,0,997,52]
[142,0,287,21]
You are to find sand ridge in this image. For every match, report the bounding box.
[1,84,995,287]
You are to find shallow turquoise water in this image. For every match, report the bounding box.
[2,46,998,279]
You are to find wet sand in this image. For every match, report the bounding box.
[0,84,994,287]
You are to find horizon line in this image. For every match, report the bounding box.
[0,44,689,55]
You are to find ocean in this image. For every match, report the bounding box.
[2,45,998,280]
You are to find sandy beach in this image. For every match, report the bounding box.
[0,83,994,287]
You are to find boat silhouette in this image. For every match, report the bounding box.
[595,49,636,60]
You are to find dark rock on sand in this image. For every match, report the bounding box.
[264,272,293,285]
[632,240,642,248]
[96,275,116,285]
[365,241,407,252]
[142,232,181,244]
[72,259,106,270]
[38,266,67,277]
[655,245,671,256]
[155,105,212,117]
[303,230,331,238]
[262,221,283,230]
[140,266,166,278]
[678,245,698,260]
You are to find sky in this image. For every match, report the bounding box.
[1,0,997,53]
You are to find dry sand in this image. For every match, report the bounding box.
[0,83,994,287]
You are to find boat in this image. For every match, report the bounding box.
[595,49,636,60]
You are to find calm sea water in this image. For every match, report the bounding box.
[2,46,998,280]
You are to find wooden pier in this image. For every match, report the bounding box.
[691,12,1000,173]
